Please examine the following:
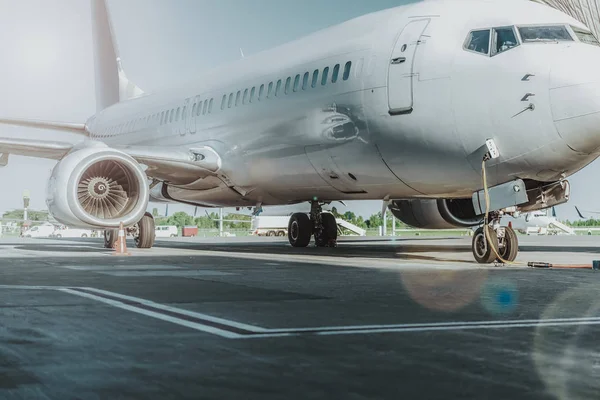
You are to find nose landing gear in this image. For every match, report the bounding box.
[472,214,519,264]
[288,201,338,248]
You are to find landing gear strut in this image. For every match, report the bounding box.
[288,201,338,248]
[471,214,519,264]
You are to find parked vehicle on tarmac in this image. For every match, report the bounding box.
[251,216,290,237]
[51,227,93,238]
[22,224,56,238]
[155,225,178,238]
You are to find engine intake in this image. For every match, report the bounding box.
[77,160,140,219]
[47,146,148,228]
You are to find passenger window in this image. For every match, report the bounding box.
[302,72,309,90]
[285,77,291,94]
[250,87,256,102]
[343,61,351,80]
[293,74,300,92]
[235,91,241,106]
[259,84,265,100]
[276,80,282,96]
[192,103,197,116]
[208,99,213,113]
[311,70,319,88]
[169,110,174,123]
[197,101,203,116]
[176,107,181,121]
[332,64,340,83]
[267,82,273,98]
[221,95,227,110]
[203,100,208,114]
[160,112,165,124]
[182,107,186,120]
[493,27,518,55]
[322,67,329,85]
[243,89,249,104]
[228,93,234,108]
[466,29,491,54]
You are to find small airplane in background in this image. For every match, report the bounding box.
[500,207,575,235]
[574,206,600,220]
[573,206,600,234]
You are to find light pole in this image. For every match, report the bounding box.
[22,190,30,223]
[219,208,224,237]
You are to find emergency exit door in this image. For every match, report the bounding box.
[388,19,429,114]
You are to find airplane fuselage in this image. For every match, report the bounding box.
[85,0,600,208]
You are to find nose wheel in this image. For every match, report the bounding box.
[472,225,519,264]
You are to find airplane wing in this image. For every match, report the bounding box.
[0,137,75,160]
[0,136,222,183]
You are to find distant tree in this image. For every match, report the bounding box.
[343,211,356,222]
[166,212,194,229]
[152,208,159,217]
[330,207,342,218]
[3,209,49,221]
[368,212,383,228]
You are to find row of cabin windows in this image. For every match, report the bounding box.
[220,61,352,110]
[96,60,353,136]
[159,97,214,126]
[97,97,215,136]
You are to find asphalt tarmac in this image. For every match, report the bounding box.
[0,235,599,400]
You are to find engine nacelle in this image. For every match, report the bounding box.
[389,198,483,229]
[46,146,149,229]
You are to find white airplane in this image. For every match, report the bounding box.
[1,0,600,263]
[500,207,574,235]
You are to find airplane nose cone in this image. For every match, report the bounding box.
[550,48,600,154]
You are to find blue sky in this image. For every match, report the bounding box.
[0,0,596,221]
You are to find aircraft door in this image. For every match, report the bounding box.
[388,19,429,114]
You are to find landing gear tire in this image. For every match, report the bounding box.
[472,226,499,264]
[315,212,338,247]
[497,226,518,263]
[134,212,156,249]
[288,213,311,248]
[103,229,117,248]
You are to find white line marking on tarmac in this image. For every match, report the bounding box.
[76,287,268,333]
[59,288,244,339]
[98,270,233,277]
[2,285,600,339]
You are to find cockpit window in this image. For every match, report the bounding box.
[493,27,518,55]
[572,26,600,46]
[466,29,490,55]
[518,25,573,42]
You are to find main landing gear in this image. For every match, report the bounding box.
[103,212,156,249]
[471,214,518,264]
[288,201,338,248]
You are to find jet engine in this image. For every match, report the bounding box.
[46,146,149,228]
[389,198,484,229]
